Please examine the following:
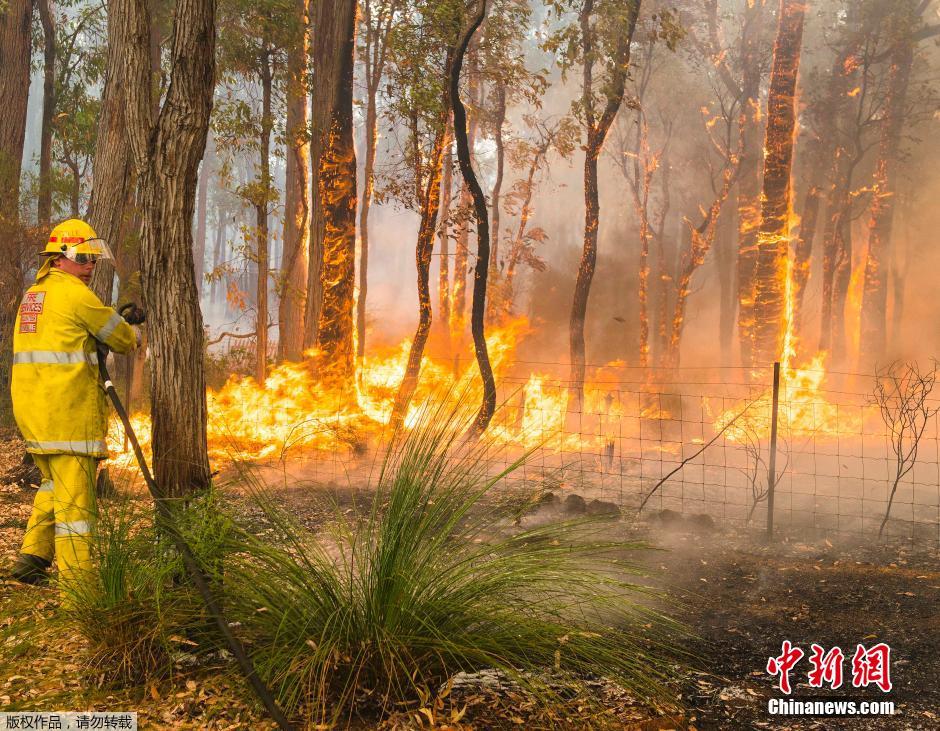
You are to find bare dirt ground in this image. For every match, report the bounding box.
[2,435,939,729]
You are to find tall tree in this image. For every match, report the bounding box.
[858,0,930,362]
[37,0,56,227]
[89,0,139,305]
[749,0,806,366]
[0,0,36,424]
[451,0,495,435]
[118,0,216,497]
[357,0,400,364]
[387,0,462,429]
[307,0,358,389]
[277,0,310,362]
[545,0,641,412]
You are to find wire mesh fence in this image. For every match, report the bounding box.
[207,359,940,548]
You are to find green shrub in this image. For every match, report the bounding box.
[60,487,232,687]
[224,401,683,726]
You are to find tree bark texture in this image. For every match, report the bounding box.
[278,0,310,363]
[0,0,35,424]
[118,0,215,498]
[0,0,31,219]
[308,0,358,390]
[749,0,805,366]
[734,0,766,367]
[859,31,914,364]
[568,0,640,412]
[452,0,495,436]
[38,0,56,227]
[88,0,150,305]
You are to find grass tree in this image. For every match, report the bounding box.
[223,401,682,725]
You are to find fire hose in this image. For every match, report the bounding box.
[96,339,293,731]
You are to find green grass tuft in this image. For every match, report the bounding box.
[223,399,685,725]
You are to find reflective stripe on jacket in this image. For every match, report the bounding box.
[11,268,137,457]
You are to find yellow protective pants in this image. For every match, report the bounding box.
[20,453,97,601]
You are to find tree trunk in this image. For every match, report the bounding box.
[715,206,736,365]
[485,82,506,324]
[390,128,447,430]
[449,50,479,344]
[119,0,215,497]
[452,1,494,436]
[210,209,225,308]
[37,0,56,227]
[437,121,453,343]
[735,0,766,367]
[357,0,396,364]
[0,0,32,216]
[88,0,153,305]
[255,48,273,384]
[568,0,640,412]
[667,166,736,367]
[858,34,913,364]
[750,0,805,366]
[308,0,358,390]
[194,143,211,297]
[790,181,820,343]
[0,0,35,424]
[357,66,377,365]
[278,0,310,363]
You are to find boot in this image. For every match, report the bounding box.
[10,553,52,585]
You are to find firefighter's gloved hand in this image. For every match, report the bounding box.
[119,302,147,325]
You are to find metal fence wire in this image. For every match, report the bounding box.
[244,360,940,548]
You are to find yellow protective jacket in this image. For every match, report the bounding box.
[11,268,137,457]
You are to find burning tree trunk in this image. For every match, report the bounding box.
[667,164,737,367]
[119,0,215,497]
[734,0,766,367]
[0,0,35,423]
[568,0,640,413]
[37,0,56,227]
[278,0,310,363]
[308,0,358,388]
[255,47,273,384]
[749,0,806,366]
[790,179,820,342]
[715,207,736,365]
[858,34,914,364]
[389,129,447,431]
[485,81,506,323]
[451,0,495,436]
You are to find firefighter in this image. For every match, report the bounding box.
[8,219,145,600]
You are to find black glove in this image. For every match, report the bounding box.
[119,302,147,325]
